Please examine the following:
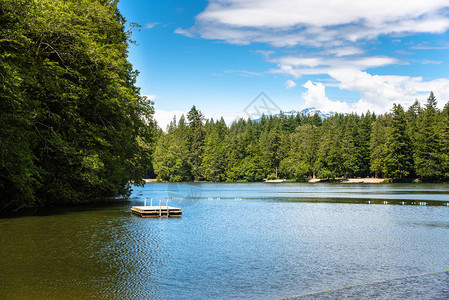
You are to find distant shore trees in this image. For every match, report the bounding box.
[153,93,449,183]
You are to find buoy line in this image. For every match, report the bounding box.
[278,269,449,300]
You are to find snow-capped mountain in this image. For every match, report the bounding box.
[253,107,339,121]
[285,107,337,119]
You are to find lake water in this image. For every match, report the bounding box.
[1,183,449,299]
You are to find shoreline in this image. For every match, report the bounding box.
[143,178,407,184]
[308,178,387,183]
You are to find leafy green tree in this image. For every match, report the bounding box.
[1,0,155,211]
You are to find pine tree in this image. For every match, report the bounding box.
[280,124,318,180]
[187,106,205,181]
[202,119,228,181]
[358,112,376,177]
[370,114,390,178]
[224,123,245,181]
[341,116,360,177]
[414,92,441,180]
[384,104,413,179]
[405,100,421,177]
[152,100,449,183]
[315,117,342,179]
[439,102,449,180]
[259,124,281,178]
[153,117,191,182]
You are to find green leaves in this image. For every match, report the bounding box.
[0,0,155,211]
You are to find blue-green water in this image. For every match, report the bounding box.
[1,183,449,299]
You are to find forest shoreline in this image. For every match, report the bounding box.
[142,178,437,184]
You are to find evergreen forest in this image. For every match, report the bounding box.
[153,93,449,183]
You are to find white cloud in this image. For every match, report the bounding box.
[300,72,449,115]
[412,43,449,49]
[145,22,159,29]
[142,94,157,100]
[421,59,442,64]
[254,50,275,58]
[224,69,262,76]
[302,81,350,112]
[326,47,365,57]
[331,70,449,111]
[264,50,448,113]
[269,52,449,112]
[154,110,187,131]
[272,55,398,69]
[172,0,449,114]
[177,0,449,47]
[269,55,399,79]
[284,79,296,89]
[174,27,194,37]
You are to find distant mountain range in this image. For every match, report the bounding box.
[253,107,340,121]
[284,107,338,119]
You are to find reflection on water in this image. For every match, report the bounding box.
[1,183,449,299]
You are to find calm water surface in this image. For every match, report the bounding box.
[1,183,449,299]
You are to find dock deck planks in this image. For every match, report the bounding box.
[131,205,182,218]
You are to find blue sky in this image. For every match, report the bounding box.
[118,0,449,128]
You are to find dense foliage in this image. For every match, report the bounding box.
[0,0,155,212]
[154,93,449,183]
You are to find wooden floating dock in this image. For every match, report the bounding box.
[131,198,182,218]
[131,205,182,218]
